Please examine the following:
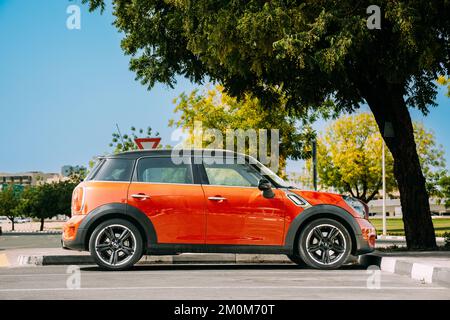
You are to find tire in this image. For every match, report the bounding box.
[89,218,143,271]
[286,254,307,267]
[297,218,352,270]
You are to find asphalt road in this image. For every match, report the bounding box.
[0,264,449,300]
[0,234,61,250]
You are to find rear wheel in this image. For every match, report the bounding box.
[298,218,352,270]
[89,219,143,271]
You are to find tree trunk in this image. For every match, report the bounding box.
[9,217,15,231]
[40,218,44,232]
[363,83,437,249]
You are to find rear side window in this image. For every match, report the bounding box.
[136,157,193,184]
[92,158,134,182]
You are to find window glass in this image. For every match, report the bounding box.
[204,163,262,187]
[93,159,134,182]
[137,157,193,184]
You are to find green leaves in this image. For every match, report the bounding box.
[170,85,316,176]
[84,0,449,118]
[0,185,21,221]
[316,113,447,202]
[109,126,165,153]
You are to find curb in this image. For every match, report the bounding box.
[17,253,294,266]
[359,254,450,287]
[16,253,359,267]
[376,235,445,242]
[17,255,95,266]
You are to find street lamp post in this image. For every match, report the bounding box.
[312,139,317,191]
[382,140,387,236]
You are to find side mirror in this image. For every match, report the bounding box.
[258,179,275,199]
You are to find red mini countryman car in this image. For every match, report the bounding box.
[62,149,376,270]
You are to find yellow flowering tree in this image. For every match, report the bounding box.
[169,85,317,177]
[317,113,446,202]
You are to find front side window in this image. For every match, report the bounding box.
[92,158,134,182]
[203,162,263,187]
[136,157,193,184]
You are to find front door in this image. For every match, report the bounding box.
[201,161,286,246]
[127,156,206,244]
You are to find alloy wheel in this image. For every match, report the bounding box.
[94,224,137,267]
[305,224,347,266]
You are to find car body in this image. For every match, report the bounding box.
[14,217,32,224]
[62,149,376,270]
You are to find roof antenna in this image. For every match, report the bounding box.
[115,123,125,146]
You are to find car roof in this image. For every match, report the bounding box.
[105,149,247,160]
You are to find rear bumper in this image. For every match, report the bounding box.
[61,231,86,251]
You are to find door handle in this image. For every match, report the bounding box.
[131,193,151,200]
[208,196,227,201]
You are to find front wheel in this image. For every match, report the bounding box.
[298,218,352,270]
[89,219,143,271]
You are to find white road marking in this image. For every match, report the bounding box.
[0,286,446,292]
[0,270,386,277]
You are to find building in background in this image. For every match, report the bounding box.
[0,171,63,188]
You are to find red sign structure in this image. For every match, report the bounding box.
[134,138,161,150]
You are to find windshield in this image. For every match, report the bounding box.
[250,157,291,188]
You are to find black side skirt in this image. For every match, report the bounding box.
[146,244,291,255]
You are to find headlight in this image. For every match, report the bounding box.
[343,195,368,219]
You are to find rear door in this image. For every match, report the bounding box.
[200,160,286,246]
[127,156,206,244]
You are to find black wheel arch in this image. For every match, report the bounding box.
[77,203,157,251]
[285,205,361,255]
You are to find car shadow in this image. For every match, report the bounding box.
[80,263,366,272]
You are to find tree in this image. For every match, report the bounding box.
[170,85,316,177]
[110,126,160,153]
[85,0,450,249]
[437,76,450,97]
[66,167,88,185]
[56,180,79,218]
[0,185,20,231]
[438,176,450,209]
[23,181,76,231]
[317,113,446,203]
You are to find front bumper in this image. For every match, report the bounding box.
[354,234,375,255]
[354,218,377,255]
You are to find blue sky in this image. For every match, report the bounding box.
[0,0,449,174]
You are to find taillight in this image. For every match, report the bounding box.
[71,187,85,215]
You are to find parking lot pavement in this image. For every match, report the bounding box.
[0,234,61,250]
[0,264,449,300]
